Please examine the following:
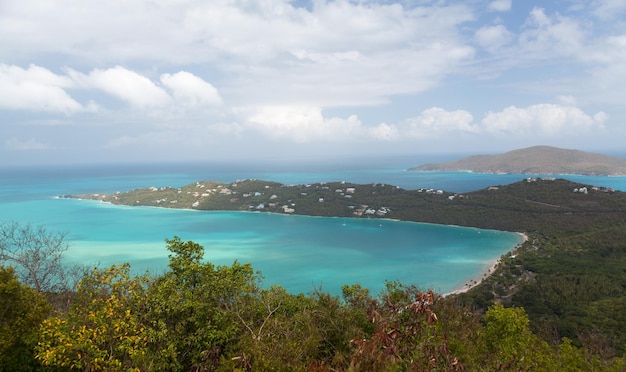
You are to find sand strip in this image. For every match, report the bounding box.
[444,232,528,296]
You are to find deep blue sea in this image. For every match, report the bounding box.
[2,157,625,295]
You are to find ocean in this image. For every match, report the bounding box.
[2,157,625,295]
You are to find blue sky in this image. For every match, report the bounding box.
[1,0,625,165]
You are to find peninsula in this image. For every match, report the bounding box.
[410,145,626,175]
[65,177,621,234]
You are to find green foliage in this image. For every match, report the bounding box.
[140,236,257,370]
[37,264,152,371]
[0,266,52,371]
[483,302,538,368]
[224,286,322,371]
[32,176,626,367]
[33,179,626,368]
[22,236,626,370]
[500,226,626,356]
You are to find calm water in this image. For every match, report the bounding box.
[2,158,625,295]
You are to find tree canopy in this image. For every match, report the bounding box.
[2,234,623,371]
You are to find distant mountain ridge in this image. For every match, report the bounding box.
[410,146,626,176]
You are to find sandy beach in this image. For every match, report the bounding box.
[444,231,528,296]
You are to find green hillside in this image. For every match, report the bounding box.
[2,177,622,369]
[67,176,626,357]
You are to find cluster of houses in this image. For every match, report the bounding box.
[135,180,443,219]
[351,205,390,217]
[241,183,362,214]
[447,194,466,200]
[416,188,445,194]
[365,206,391,217]
[573,186,615,194]
[415,187,468,201]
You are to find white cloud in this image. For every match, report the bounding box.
[0,0,474,65]
[591,0,626,19]
[217,1,479,106]
[5,137,49,150]
[66,66,225,115]
[488,0,512,12]
[230,42,474,108]
[0,64,224,120]
[401,108,477,138]
[0,64,92,114]
[518,7,586,59]
[368,123,397,141]
[470,7,626,113]
[475,25,513,52]
[481,104,606,135]
[0,1,476,108]
[244,104,605,145]
[1,1,625,163]
[579,35,626,106]
[246,106,362,142]
[71,66,172,108]
[160,71,222,107]
[368,104,606,145]
[468,6,596,82]
[332,107,479,142]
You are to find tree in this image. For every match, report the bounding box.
[346,286,467,371]
[141,236,258,370]
[0,221,69,293]
[37,264,152,371]
[226,285,321,371]
[36,237,261,371]
[482,302,559,370]
[0,266,52,370]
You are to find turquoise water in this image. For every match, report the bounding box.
[2,160,625,295]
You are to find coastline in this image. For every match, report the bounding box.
[444,231,528,297]
[66,195,530,297]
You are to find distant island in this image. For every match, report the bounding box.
[409,145,626,176]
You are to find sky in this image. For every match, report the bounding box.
[1,0,626,166]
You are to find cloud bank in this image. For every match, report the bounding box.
[0,1,624,163]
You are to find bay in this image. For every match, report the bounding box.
[1,158,625,295]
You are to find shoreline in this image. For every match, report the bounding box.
[65,196,529,297]
[444,231,528,297]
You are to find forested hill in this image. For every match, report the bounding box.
[410,145,626,175]
[68,177,623,234]
[68,177,626,358]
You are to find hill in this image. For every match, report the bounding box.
[410,145,626,175]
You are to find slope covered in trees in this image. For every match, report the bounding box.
[2,176,625,369]
[3,236,624,371]
[66,177,626,358]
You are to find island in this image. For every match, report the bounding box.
[64,177,626,355]
[409,145,626,175]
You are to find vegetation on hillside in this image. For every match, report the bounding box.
[2,176,625,369]
[2,235,624,371]
[66,177,626,358]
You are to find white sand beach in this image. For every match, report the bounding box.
[444,232,528,296]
